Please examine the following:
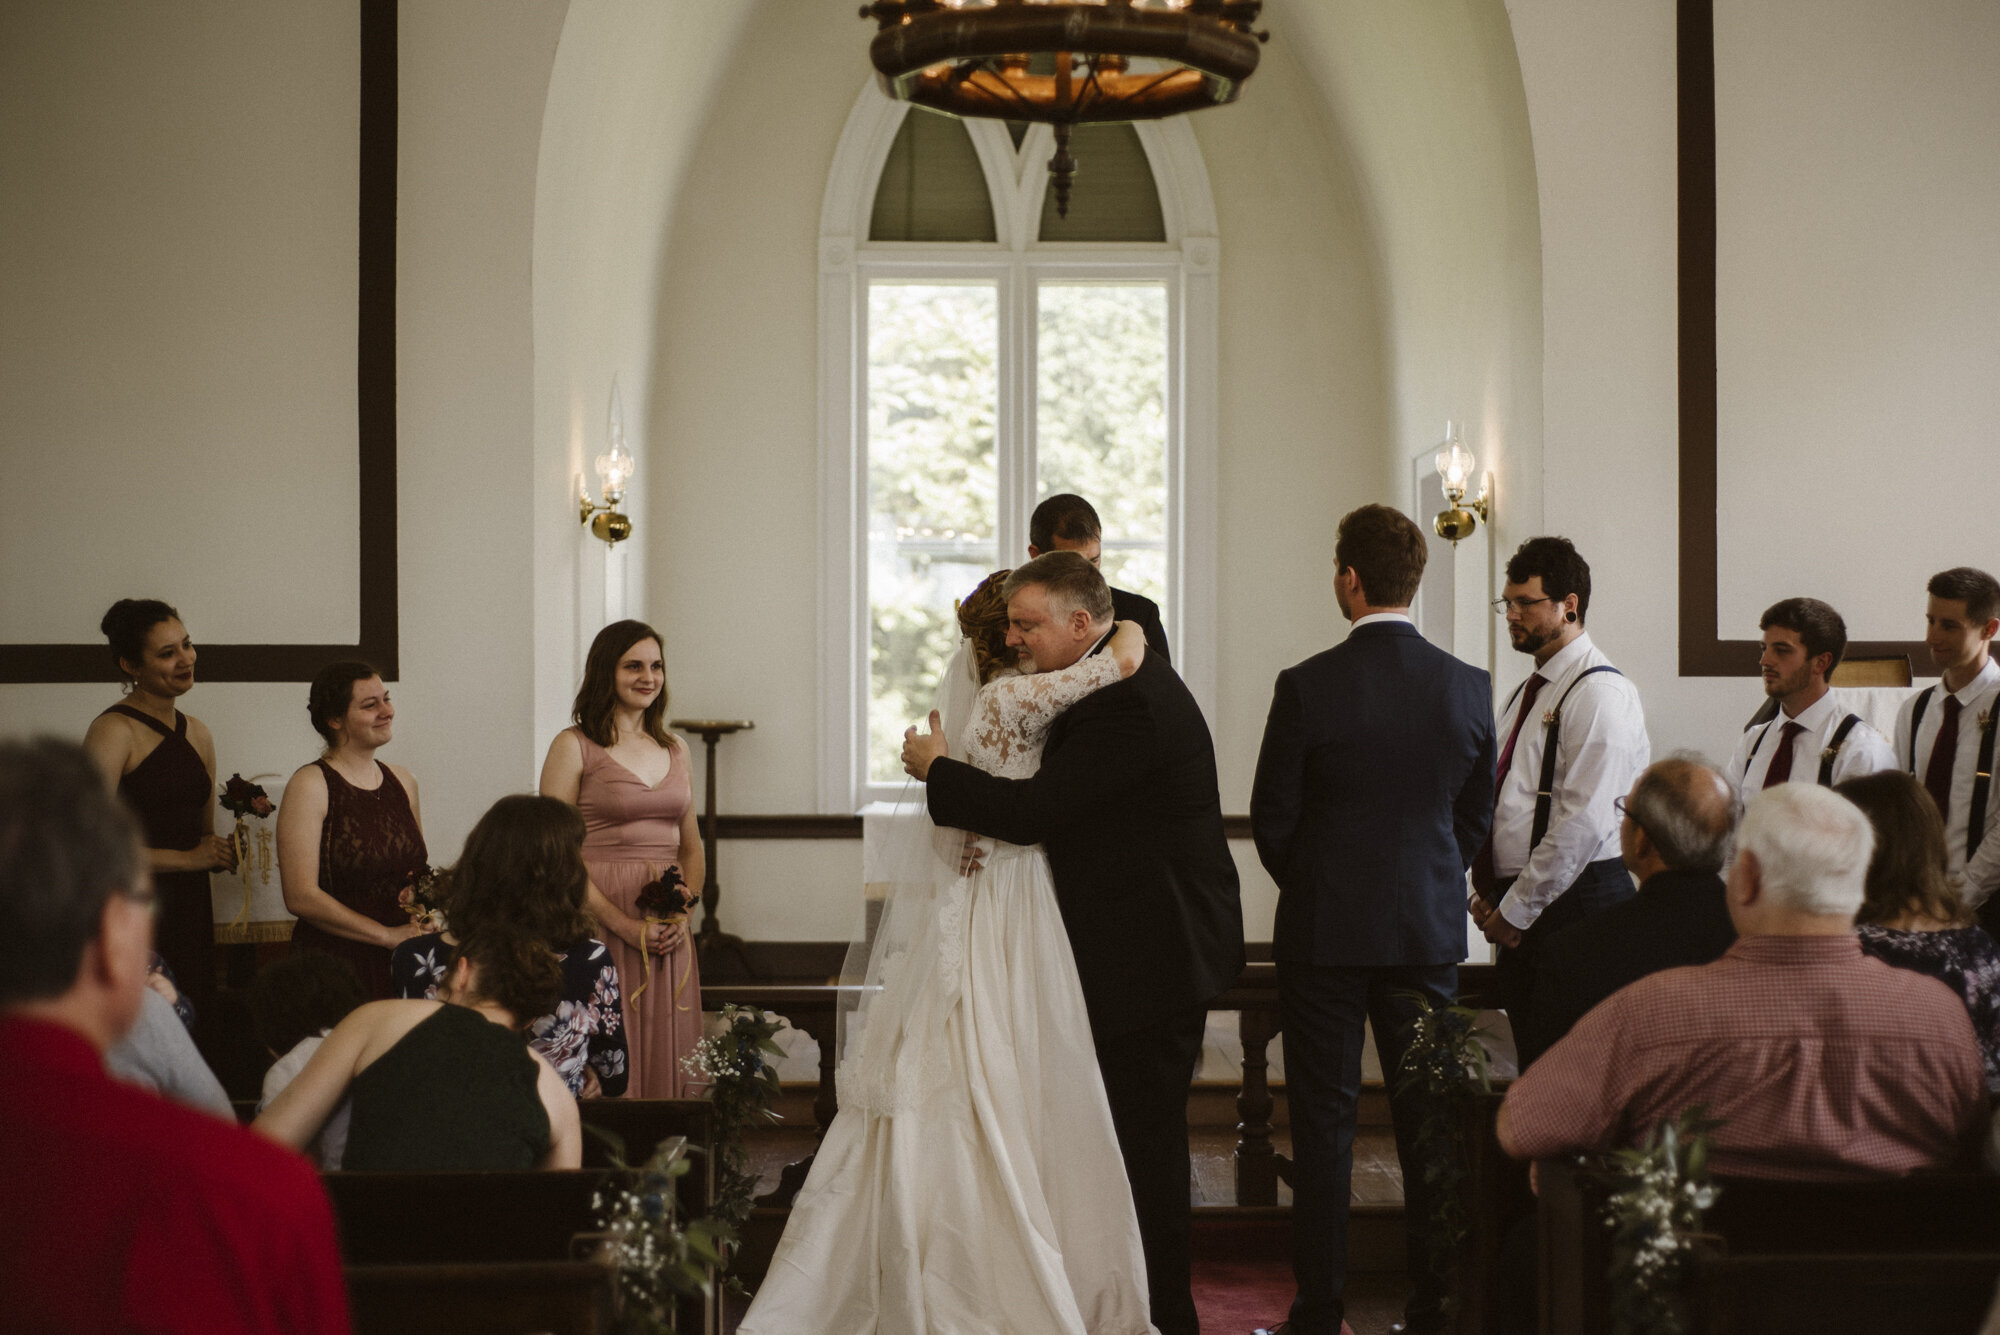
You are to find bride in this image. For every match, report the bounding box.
[737,571,1158,1335]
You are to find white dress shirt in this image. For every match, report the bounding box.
[1724,688,1897,799]
[1491,632,1651,930]
[1348,612,1414,630]
[1894,657,2000,906]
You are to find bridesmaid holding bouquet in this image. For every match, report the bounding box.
[83,599,238,1020]
[278,661,433,999]
[541,620,704,1097]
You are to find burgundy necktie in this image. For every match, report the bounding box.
[1760,720,1807,789]
[1471,674,1546,899]
[1924,695,1963,821]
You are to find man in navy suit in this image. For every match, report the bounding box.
[1250,504,1496,1335]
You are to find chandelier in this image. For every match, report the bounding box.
[859,0,1266,217]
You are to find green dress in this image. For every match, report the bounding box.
[341,1005,549,1171]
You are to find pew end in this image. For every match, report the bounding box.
[346,1260,617,1335]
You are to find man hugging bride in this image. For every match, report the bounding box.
[738,552,1243,1335]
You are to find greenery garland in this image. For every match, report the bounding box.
[1391,991,1494,1312]
[1588,1106,1722,1335]
[588,1005,787,1331]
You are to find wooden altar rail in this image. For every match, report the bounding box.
[704,960,1502,1209]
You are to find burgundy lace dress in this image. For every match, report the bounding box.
[290,760,427,999]
[103,705,215,1013]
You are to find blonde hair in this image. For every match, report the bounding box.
[957,570,1014,685]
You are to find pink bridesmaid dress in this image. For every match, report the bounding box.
[571,729,703,1097]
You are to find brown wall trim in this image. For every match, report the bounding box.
[1677,0,1925,676]
[0,0,398,685]
[706,814,1257,840]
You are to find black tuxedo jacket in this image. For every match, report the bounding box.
[1251,620,1495,967]
[1521,867,1734,1065]
[926,651,1243,1039]
[1110,587,1171,666]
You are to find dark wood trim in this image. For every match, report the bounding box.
[1677,0,1925,676]
[704,814,1257,840]
[0,0,398,685]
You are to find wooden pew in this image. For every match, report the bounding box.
[346,1260,616,1335]
[1685,1247,2000,1335]
[324,1166,716,1334]
[1455,1085,1529,1335]
[1536,1158,2000,1335]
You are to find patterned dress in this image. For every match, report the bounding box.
[390,934,628,1097]
[571,729,701,1098]
[290,760,427,999]
[1856,922,2000,1090]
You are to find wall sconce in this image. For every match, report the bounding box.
[1432,420,1492,545]
[579,382,634,546]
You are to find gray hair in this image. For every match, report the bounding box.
[1001,550,1113,625]
[1736,783,1874,917]
[0,738,145,1005]
[1627,754,1738,873]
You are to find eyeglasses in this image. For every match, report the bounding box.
[1611,794,1654,843]
[1490,595,1557,615]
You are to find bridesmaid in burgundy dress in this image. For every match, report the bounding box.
[277,661,433,999]
[82,600,238,1018]
[541,619,704,1097]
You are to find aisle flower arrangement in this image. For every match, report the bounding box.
[681,1004,788,1239]
[1392,991,1495,1312]
[588,1134,726,1334]
[1590,1106,1722,1335]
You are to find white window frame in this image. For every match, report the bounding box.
[817,83,1221,810]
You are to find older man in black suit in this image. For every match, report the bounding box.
[903,550,1242,1335]
[1250,504,1496,1335]
[1519,755,1738,1066]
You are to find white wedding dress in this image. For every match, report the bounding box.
[737,651,1159,1335]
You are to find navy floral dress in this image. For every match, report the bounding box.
[1857,923,2000,1091]
[390,935,629,1098]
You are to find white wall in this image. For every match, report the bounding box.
[0,2,568,908]
[1509,0,1998,768]
[530,0,756,753]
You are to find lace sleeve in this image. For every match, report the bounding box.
[966,653,1124,774]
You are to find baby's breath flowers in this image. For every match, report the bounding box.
[586,1134,722,1333]
[1592,1106,1722,1335]
[680,1006,787,1259]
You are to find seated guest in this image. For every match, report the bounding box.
[106,984,234,1119]
[249,951,369,1167]
[390,793,629,1099]
[1520,756,1739,1065]
[1725,597,1894,798]
[1838,770,2000,1091]
[255,930,582,1170]
[1500,783,1986,1179]
[0,738,347,1334]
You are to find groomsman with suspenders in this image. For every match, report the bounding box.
[1468,537,1650,1053]
[1894,567,2000,930]
[1726,597,1894,798]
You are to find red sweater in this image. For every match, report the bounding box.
[0,1015,350,1334]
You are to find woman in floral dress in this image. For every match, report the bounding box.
[390,794,627,1098]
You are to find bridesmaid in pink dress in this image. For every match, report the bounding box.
[540,620,705,1098]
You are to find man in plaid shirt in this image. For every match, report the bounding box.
[1500,782,1986,1179]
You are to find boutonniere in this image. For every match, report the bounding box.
[1820,745,1840,765]
[1542,709,1559,726]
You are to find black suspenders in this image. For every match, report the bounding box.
[1523,664,1624,850]
[1908,686,2000,861]
[1745,711,1864,786]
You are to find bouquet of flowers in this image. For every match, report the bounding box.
[218,773,278,929]
[628,866,698,1007]
[397,865,450,935]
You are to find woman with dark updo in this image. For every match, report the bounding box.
[276,660,433,998]
[82,599,237,1019]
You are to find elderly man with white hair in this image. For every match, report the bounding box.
[1498,782,1988,1179]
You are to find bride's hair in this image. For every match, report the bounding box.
[957,570,1015,685]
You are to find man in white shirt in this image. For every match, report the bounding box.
[1893,567,2000,922]
[1726,597,1895,798]
[1468,536,1650,1050]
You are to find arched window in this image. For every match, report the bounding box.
[817,85,1220,808]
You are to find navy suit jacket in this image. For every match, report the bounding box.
[926,651,1243,1039]
[1251,620,1495,967]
